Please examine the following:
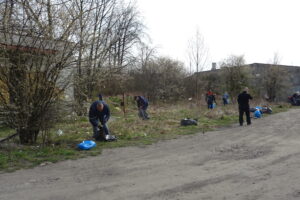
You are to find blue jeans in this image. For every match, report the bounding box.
[89,118,110,138]
[138,108,149,120]
[223,98,228,105]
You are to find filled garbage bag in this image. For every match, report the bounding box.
[288,93,300,106]
[255,106,262,110]
[254,109,262,118]
[261,106,272,114]
[181,118,198,126]
[251,106,272,114]
[105,135,117,142]
[94,126,117,142]
[94,126,106,141]
[78,140,96,150]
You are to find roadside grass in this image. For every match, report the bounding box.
[0,101,292,172]
[0,126,14,139]
[271,103,294,113]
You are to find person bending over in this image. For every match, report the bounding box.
[89,100,111,140]
[134,96,149,120]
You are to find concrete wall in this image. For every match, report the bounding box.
[247,63,300,96]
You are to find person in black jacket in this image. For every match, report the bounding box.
[237,87,253,126]
[89,100,111,140]
[206,89,216,109]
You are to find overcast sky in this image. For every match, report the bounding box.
[136,0,300,70]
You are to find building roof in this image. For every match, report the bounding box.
[0,31,67,54]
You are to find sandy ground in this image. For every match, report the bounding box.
[1,109,300,200]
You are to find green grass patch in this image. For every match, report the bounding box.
[271,103,292,113]
[0,126,14,138]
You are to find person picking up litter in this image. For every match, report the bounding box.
[134,96,149,120]
[89,100,114,141]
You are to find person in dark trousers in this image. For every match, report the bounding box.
[222,92,229,106]
[98,93,103,101]
[89,100,111,140]
[134,96,149,120]
[206,89,216,109]
[237,87,253,126]
[292,91,300,105]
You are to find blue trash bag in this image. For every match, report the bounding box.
[254,109,262,118]
[78,140,96,150]
[255,106,262,110]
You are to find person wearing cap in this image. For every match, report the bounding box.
[134,96,149,120]
[237,87,253,126]
[88,100,111,139]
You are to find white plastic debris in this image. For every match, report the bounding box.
[56,129,64,136]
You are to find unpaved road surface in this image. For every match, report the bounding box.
[1,109,300,200]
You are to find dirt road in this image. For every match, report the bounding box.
[1,109,300,200]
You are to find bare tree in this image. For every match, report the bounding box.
[0,0,80,144]
[187,29,209,99]
[70,0,144,114]
[129,56,187,102]
[220,55,249,102]
[124,42,156,95]
[263,53,289,102]
[104,2,143,95]
[69,0,116,114]
[134,42,156,70]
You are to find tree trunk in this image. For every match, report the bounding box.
[18,128,39,144]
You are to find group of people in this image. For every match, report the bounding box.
[206,87,253,126]
[89,87,254,141]
[88,95,149,141]
[205,89,230,109]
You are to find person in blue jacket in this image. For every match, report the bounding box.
[222,92,229,106]
[134,96,149,120]
[89,100,111,139]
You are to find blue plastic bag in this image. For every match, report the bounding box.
[78,140,96,150]
[255,106,262,110]
[254,109,262,118]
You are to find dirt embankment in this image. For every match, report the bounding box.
[1,109,300,200]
